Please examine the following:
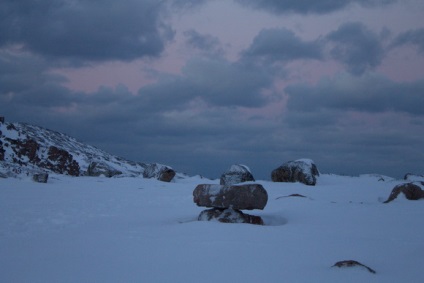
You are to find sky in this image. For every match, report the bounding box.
[1,0,424,179]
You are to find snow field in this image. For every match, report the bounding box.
[0,174,423,282]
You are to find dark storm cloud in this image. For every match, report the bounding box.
[137,57,274,108]
[235,0,395,15]
[242,28,323,63]
[390,28,424,53]
[0,0,173,62]
[170,0,209,10]
[183,29,225,56]
[326,22,384,75]
[285,72,424,116]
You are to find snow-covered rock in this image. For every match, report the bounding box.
[198,208,264,225]
[271,158,320,186]
[383,182,424,203]
[404,173,424,182]
[220,164,255,185]
[32,173,49,183]
[86,161,123,178]
[193,184,268,210]
[142,163,176,182]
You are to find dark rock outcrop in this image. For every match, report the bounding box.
[220,164,255,186]
[45,146,80,176]
[271,159,319,186]
[86,161,122,177]
[383,182,424,203]
[193,184,268,210]
[143,163,176,182]
[198,208,264,225]
[32,173,49,183]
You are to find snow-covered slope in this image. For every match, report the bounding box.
[0,174,423,282]
[0,120,175,180]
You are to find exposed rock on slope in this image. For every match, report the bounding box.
[0,121,175,181]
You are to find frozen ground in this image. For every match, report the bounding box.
[0,174,423,283]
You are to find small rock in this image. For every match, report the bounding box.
[33,173,49,183]
[193,184,268,210]
[220,164,255,185]
[332,260,376,274]
[198,208,264,225]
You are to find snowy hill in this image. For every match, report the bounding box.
[1,173,423,282]
[0,119,176,180]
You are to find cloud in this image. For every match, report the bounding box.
[390,28,424,53]
[0,0,173,63]
[235,0,396,15]
[285,72,424,116]
[183,29,225,56]
[326,22,384,75]
[136,57,274,109]
[242,28,323,63]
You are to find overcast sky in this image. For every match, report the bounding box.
[1,0,424,179]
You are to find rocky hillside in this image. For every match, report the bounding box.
[0,119,176,181]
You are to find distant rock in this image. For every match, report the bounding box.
[193,184,268,210]
[332,260,376,274]
[32,173,49,183]
[143,163,176,182]
[198,208,264,225]
[271,159,319,186]
[383,182,424,203]
[86,161,122,177]
[220,164,255,185]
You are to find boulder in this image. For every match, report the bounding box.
[33,173,49,183]
[86,161,122,177]
[193,184,268,210]
[220,164,255,185]
[198,208,264,225]
[271,159,319,186]
[143,163,176,182]
[383,182,424,203]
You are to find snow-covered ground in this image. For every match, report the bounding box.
[1,174,423,283]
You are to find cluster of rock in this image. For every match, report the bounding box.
[0,120,176,182]
[193,183,268,225]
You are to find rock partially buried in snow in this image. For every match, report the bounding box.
[32,173,49,183]
[220,164,255,185]
[332,260,376,274]
[198,208,264,225]
[271,159,319,186]
[86,161,122,178]
[383,182,424,203]
[193,184,268,210]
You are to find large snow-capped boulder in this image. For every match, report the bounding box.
[142,163,176,182]
[198,208,264,225]
[271,159,319,186]
[193,184,268,210]
[220,164,255,185]
[383,182,424,203]
[86,161,123,177]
